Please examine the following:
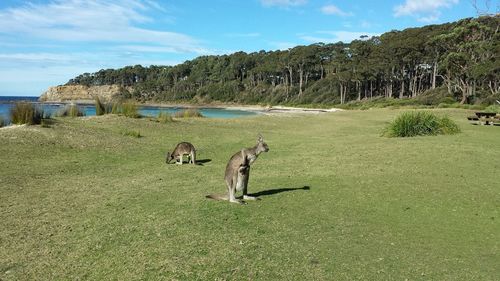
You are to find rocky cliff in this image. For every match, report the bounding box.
[39,85,125,102]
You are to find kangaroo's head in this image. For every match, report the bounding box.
[166,152,173,164]
[256,134,269,154]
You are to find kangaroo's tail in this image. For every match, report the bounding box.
[205,194,228,201]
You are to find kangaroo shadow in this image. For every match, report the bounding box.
[196,159,212,165]
[166,159,211,165]
[248,186,310,198]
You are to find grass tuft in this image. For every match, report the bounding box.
[121,129,141,138]
[157,111,173,123]
[94,97,111,116]
[10,102,44,125]
[173,109,204,118]
[122,102,141,118]
[111,102,122,114]
[104,101,140,118]
[383,111,460,137]
[56,104,85,117]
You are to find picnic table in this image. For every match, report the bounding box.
[475,112,497,118]
[469,112,500,125]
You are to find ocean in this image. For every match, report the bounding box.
[0,96,257,124]
[0,96,39,103]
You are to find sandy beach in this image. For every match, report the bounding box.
[39,99,343,115]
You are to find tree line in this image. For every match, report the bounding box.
[67,15,499,105]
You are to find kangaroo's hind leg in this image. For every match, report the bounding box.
[242,169,259,201]
[190,150,196,165]
[227,177,245,204]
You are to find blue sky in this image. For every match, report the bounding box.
[0,0,484,96]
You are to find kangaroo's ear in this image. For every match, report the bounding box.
[257,133,263,142]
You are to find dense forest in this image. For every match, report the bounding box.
[66,15,499,105]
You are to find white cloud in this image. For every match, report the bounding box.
[0,53,182,95]
[393,0,459,22]
[260,0,307,7]
[300,31,379,44]
[320,4,352,16]
[0,47,186,95]
[0,53,75,63]
[0,0,204,54]
[0,66,101,95]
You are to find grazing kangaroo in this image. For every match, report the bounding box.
[166,142,196,165]
[206,134,269,204]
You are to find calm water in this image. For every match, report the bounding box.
[0,96,257,124]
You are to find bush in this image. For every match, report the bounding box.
[483,105,500,114]
[111,102,122,114]
[0,116,4,127]
[10,102,44,125]
[122,102,140,118]
[56,104,85,117]
[437,116,462,135]
[157,111,173,123]
[417,86,455,105]
[476,94,500,105]
[196,81,241,102]
[173,109,204,118]
[94,97,111,116]
[383,111,460,137]
[339,97,425,110]
[122,130,141,138]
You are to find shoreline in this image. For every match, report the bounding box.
[0,100,342,128]
[0,94,340,114]
[36,99,343,114]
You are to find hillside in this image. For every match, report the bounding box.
[39,85,127,103]
[46,16,499,105]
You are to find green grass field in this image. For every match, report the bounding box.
[1,109,499,280]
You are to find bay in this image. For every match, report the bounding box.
[0,96,258,124]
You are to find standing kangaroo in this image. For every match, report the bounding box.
[166,142,196,165]
[206,134,269,204]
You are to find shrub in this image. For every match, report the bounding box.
[437,103,452,108]
[173,109,204,118]
[383,111,460,137]
[111,102,122,114]
[122,102,140,118]
[94,97,109,116]
[196,81,241,102]
[0,116,4,127]
[437,116,462,135]
[157,111,173,123]
[56,104,85,117]
[10,102,44,125]
[417,86,455,105]
[483,105,500,114]
[122,130,141,138]
[339,97,425,110]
